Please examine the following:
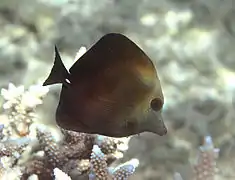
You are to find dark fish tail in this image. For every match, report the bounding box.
[43,45,70,86]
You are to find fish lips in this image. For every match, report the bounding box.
[144,110,167,136]
[155,114,167,136]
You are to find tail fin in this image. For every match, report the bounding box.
[43,46,70,86]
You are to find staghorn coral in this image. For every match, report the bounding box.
[0,136,30,180]
[174,135,220,180]
[52,144,139,180]
[0,82,49,137]
[0,82,224,180]
[89,145,139,180]
[0,82,49,180]
[25,127,136,180]
[193,136,220,180]
[0,82,139,180]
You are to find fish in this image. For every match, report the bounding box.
[43,33,167,137]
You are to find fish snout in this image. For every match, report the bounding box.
[144,110,167,136]
[156,122,167,136]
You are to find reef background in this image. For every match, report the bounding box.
[0,0,235,179]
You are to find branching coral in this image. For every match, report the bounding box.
[174,136,220,180]
[53,144,139,180]
[0,83,221,180]
[0,82,139,180]
[193,136,220,180]
[26,127,136,180]
[1,82,49,137]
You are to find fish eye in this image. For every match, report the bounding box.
[150,98,163,111]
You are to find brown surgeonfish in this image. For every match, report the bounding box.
[43,33,167,137]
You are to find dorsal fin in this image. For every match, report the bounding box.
[43,46,70,86]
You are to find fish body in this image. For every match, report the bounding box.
[43,33,167,137]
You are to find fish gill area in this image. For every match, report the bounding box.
[0,0,235,180]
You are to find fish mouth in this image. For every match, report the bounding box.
[144,110,167,136]
[156,124,167,136]
[155,112,167,135]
